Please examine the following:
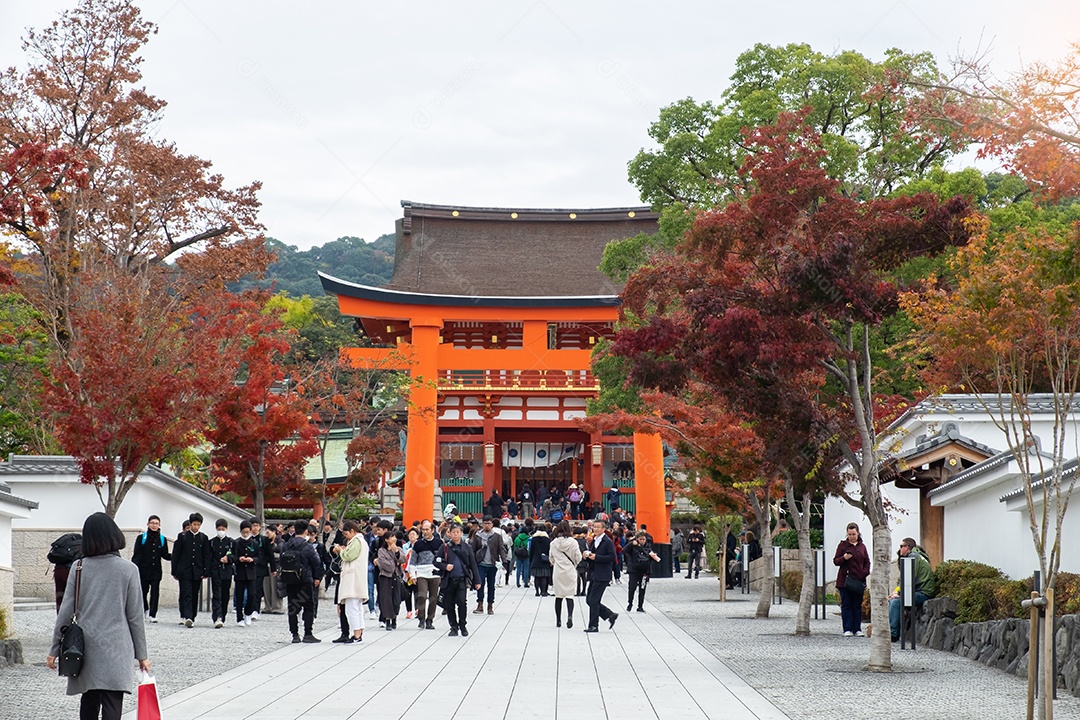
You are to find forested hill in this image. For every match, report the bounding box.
[234,234,397,297]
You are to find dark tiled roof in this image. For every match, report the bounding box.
[0,479,38,510]
[0,455,251,519]
[892,427,997,465]
[998,457,1080,503]
[386,201,659,297]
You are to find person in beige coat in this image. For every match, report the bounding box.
[549,520,583,628]
[333,520,369,643]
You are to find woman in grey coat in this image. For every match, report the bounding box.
[48,512,150,720]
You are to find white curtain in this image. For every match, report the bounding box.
[501,442,582,467]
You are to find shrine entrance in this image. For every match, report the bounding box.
[502,458,578,499]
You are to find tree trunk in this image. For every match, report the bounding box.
[756,544,774,619]
[866,520,893,671]
[749,491,774,619]
[787,484,815,636]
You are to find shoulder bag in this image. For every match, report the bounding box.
[58,559,85,677]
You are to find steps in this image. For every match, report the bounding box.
[13,596,53,611]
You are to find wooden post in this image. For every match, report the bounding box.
[1044,587,1055,720]
[1027,591,1039,720]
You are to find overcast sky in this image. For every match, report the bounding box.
[4,1,1079,250]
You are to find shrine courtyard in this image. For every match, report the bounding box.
[6,576,1080,719]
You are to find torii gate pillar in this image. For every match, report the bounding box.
[634,431,672,578]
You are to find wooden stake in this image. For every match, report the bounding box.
[1027,591,1039,720]
[1044,587,1055,720]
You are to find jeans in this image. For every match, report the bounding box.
[889,592,929,639]
[516,558,531,586]
[686,552,702,577]
[839,585,864,633]
[367,565,376,613]
[477,564,498,604]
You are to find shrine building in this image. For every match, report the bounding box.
[320,201,672,563]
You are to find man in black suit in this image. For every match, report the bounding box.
[582,518,619,633]
[171,512,213,627]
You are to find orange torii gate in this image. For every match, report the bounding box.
[320,201,672,571]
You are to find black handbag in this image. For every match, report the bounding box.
[58,560,85,677]
[843,575,866,596]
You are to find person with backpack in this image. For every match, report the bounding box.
[130,516,170,622]
[48,531,82,613]
[279,520,324,643]
[567,484,583,520]
[513,524,531,588]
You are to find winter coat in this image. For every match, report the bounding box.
[336,535,369,602]
[50,554,147,696]
[377,546,403,578]
[549,536,582,598]
[833,538,870,589]
[529,531,552,578]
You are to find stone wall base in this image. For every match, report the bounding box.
[14,528,180,610]
[916,597,1080,698]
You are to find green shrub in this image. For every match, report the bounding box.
[955,577,1027,623]
[1048,572,1080,617]
[824,592,840,606]
[772,529,824,550]
[934,559,1004,599]
[0,605,7,639]
[670,512,713,526]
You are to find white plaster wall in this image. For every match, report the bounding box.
[0,515,12,568]
[823,478,922,583]
[6,473,249,605]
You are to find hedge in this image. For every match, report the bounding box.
[772,529,824,550]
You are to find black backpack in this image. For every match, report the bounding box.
[278,547,305,585]
[48,533,82,566]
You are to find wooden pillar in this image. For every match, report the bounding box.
[403,321,441,524]
[920,492,944,567]
[633,432,668,539]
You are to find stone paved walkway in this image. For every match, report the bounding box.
[4,574,1080,719]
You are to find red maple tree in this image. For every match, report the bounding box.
[608,111,973,664]
[206,308,319,524]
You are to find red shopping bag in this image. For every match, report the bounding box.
[137,671,162,720]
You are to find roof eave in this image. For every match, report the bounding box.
[319,272,621,308]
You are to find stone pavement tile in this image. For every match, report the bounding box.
[93,581,784,720]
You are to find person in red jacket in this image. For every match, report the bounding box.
[833,522,871,637]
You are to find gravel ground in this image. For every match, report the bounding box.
[644,573,1080,720]
[0,593,341,719]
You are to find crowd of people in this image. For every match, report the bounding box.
[45,508,938,719]
[471,481,634,524]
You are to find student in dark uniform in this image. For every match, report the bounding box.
[171,512,213,627]
[131,515,171,622]
[208,519,234,629]
[230,520,260,626]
